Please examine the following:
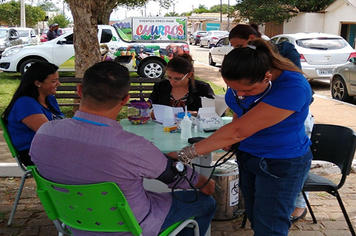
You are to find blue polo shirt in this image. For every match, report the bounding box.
[7,95,64,151]
[225,70,312,159]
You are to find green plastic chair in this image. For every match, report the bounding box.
[0,117,33,226]
[28,166,199,236]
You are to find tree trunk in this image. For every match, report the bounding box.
[98,0,117,25]
[67,0,110,78]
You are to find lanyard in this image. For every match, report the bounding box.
[72,117,110,127]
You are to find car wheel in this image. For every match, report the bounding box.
[200,41,204,47]
[194,39,198,45]
[209,53,216,66]
[138,60,165,79]
[20,58,45,75]
[331,76,353,102]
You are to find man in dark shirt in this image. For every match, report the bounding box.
[46,24,56,41]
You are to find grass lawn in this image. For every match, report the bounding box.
[0,72,229,120]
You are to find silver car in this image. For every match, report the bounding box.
[14,27,40,44]
[200,30,229,48]
[330,57,356,102]
[271,33,356,80]
[0,28,23,55]
[208,37,233,66]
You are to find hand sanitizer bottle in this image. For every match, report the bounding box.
[180,106,192,139]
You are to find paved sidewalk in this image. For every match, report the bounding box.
[1,62,356,235]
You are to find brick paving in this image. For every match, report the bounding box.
[1,170,356,235]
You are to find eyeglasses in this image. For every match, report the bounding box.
[232,80,272,115]
[164,73,189,82]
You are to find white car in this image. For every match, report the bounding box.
[208,37,233,66]
[200,30,229,48]
[271,33,356,80]
[13,27,40,45]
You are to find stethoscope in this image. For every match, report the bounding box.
[231,80,272,115]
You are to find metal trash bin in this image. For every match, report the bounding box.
[212,161,243,220]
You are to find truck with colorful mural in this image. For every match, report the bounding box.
[0,17,189,79]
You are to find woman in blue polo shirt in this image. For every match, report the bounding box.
[2,61,64,166]
[172,39,313,236]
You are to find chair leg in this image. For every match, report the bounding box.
[241,212,247,229]
[7,170,32,226]
[334,191,356,236]
[302,191,317,224]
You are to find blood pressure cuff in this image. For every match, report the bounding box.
[156,154,178,184]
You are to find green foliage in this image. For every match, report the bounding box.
[235,0,335,25]
[0,1,46,28]
[295,0,335,12]
[48,14,71,28]
[37,1,59,12]
[165,12,179,17]
[210,4,234,14]
[193,4,209,14]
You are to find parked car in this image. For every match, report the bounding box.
[189,31,207,45]
[14,27,39,44]
[271,33,356,80]
[0,28,23,55]
[200,30,229,48]
[330,57,356,102]
[208,37,233,66]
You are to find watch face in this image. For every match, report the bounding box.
[175,161,185,172]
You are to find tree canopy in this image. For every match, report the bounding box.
[235,0,336,25]
[48,14,71,28]
[0,0,46,28]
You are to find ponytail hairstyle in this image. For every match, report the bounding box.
[221,39,302,84]
[166,53,196,85]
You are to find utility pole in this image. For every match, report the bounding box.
[20,0,26,27]
[227,0,230,31]
[220,0,222,30]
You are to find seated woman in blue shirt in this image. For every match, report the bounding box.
[1,61,64,166]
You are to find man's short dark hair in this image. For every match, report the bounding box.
[82,61,130,104]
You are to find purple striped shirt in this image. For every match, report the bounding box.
[30,110,199,236]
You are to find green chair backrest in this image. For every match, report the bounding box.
[28,166,142,236]
[0,117,19,158]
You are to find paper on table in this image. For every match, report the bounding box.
[152,104,184,123]
[200,95,228,116]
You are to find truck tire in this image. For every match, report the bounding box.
[20,58,45,75]
[138,60,165,79]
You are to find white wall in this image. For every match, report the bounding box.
[283,13,325,34]
[324,3,356,35]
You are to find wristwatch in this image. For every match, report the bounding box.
[173,161,187,177]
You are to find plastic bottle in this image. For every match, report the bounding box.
[180,106,192,139]
[176,111,191,132]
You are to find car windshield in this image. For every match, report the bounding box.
[296,38,349,50]
[0,29,8,39]
[17,30,28,37]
